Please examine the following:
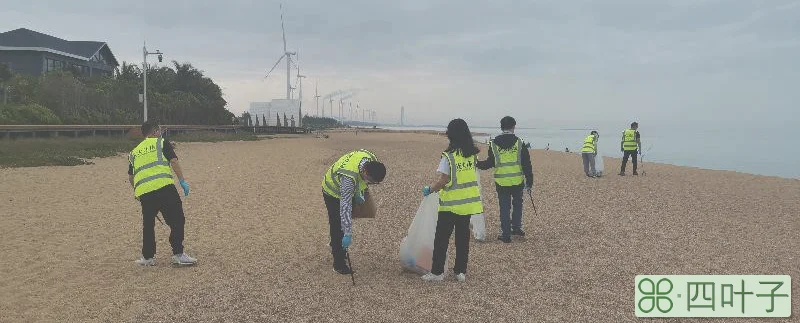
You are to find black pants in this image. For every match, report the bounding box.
[431,211,471,275]
[620,149,638,173]
[323,192,347,268]
[140,185,185,259]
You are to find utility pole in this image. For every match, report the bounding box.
[142,41,163,122]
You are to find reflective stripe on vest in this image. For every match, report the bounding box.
[321,150,377,199]
[622,129,638,151]
[490,139,524,186]
[129,138,174,197]
[438,151,483,216]
[581,135,597,153]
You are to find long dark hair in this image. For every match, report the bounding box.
[445,118,479,157]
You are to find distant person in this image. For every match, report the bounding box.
[619,122,642,175]
[421,118,484,282]
[321,149,387,274]
[128,121,197,267]
[581,131,599,177]
[545,143,550,151]
[477,116,534,243]
[565,147,570,153]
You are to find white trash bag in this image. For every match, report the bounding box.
[470,168,487,241]
[595,153,604,177]
[399,193,447,275]
[594,141,604,177]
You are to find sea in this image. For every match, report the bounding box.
[380,125,799,179]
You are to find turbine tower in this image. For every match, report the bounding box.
[264,4,296,100]
[314,80,320,117]
[296,67,305,126]
[339,98,344,121]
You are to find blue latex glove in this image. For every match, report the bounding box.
[353,194,365,205]
[342,234,352,249]
[179,179,190,196]
[422,185,431,197]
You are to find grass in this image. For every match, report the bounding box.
[0,131,261,168]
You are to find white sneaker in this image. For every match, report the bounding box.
[136,257,155,266]
[455,273,466,282]
[172,253,197,266]
[421,272,444,282]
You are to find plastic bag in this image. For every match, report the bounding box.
[399,193,447,275]
[470,168,487,241]
[594,141,604,177]
[352,189,377,218]
[595,153,604,177]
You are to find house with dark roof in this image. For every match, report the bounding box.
[0,28,119,78]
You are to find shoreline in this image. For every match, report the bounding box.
[321,126,491,137]
[1,128,796,180]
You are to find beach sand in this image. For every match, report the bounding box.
[0,131,797,322]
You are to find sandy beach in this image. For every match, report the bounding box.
[0,131,797,322]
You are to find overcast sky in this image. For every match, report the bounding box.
[2,0,799,129]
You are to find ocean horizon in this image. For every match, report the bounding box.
[379,125,799,180]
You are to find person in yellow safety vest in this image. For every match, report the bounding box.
[581,131,600,178]
[619,121,642,176]
[128,121,197,267]
[476,116,534,243]
[321,149,387,275]
[421,118,484,282]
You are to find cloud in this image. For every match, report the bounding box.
[1,0,798,128]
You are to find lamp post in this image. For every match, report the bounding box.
[142,42,163,122]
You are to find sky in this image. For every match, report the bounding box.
[2,0,799,130]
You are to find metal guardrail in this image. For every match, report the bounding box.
[0,124,309,139]
[0,124,237,130]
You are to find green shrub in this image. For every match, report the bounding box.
[0,103,62,125]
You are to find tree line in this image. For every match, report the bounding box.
[0,61,235,125]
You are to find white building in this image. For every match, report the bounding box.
[248,99,301,126]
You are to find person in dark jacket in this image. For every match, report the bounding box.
[477,116,534,243]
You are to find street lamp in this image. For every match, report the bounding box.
[142,42,163,122]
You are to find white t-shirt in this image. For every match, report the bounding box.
[437,156,450,175]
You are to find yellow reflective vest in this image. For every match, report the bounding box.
[438,150,483,216]
[622,129,638,151]
[129,137,174,198]
[581,135,597,153]
[322,149,377,199]
[490,139,524,186]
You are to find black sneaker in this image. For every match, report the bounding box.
[511,229,526,237]
[333,265,353,275]
[497,236,512,243]
[632,172,639,176]
[618,172,626,176]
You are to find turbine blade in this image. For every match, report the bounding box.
[280,4,287,53]
[265,55,285,78]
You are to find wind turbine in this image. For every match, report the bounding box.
[295,60,305,127]
[314,81,321,117]
[339,98,344,121]
[264,4,295,100]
